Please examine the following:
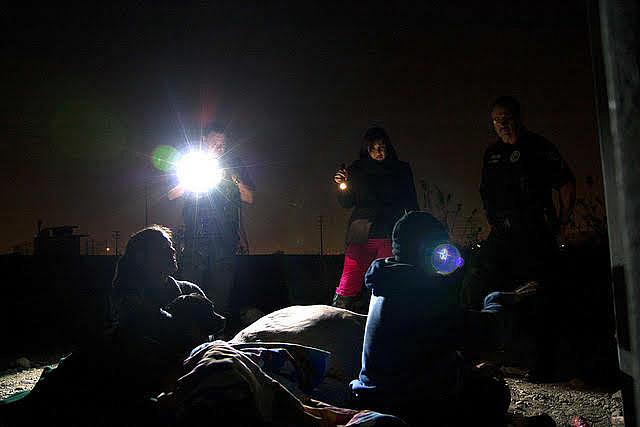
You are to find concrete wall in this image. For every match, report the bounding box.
[0,254,344,361]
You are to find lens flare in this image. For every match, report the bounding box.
[431,243,464,275]
[152,145,179,172]
[176,150,223,194]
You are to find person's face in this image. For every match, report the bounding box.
[205,131,225,156]
[491,105,521,144]
[368,140,387,161]
[142,236,178,285]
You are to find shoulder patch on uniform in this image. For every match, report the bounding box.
[510,150,521,163]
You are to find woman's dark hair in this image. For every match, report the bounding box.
[112,225,174,291]
[489,96,521,118]
[358,126,398,161]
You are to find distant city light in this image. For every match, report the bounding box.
[176,150,223,194]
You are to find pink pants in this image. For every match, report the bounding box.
[336,238,393,297]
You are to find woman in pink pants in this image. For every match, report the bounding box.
[332,127,419,312]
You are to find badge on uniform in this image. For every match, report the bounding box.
[510,150,521,163]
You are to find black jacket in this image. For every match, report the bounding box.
[480,129,574,231]
[338,157,419,244]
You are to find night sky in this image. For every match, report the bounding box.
[2,2,603,254]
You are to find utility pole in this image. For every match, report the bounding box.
[316,215,324,256]
[112,231,120,256]
[144,182,149,227]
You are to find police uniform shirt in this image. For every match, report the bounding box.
[479,129,574,227]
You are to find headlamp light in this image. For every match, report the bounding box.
[430,243,464,275]
[176,150,223,194]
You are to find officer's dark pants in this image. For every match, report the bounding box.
[181,231,237,317]
[461,228,560,378]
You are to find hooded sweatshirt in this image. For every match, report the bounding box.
[350,258,505,403]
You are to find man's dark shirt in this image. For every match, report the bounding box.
[480,129,574,230]
[182,154,255,251]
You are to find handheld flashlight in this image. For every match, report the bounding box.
[430,243,464,275]
[338,163,348,191]
[176,149,224,194]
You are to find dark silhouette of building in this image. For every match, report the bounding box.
[34,225,88,256]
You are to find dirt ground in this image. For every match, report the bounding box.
[506,378,623,426]
[0,365,624,426]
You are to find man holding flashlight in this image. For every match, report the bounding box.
[169,123,255,318]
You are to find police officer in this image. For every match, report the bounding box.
[461,96,576,381]
[462,96,576,307]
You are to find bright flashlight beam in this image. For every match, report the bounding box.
[176,150,223,194]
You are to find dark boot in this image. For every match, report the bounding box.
[351,288,371,314]
[331,293,356,310]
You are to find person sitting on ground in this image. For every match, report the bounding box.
[349,211,536,426]
[0,225,225,427]
[107,225,225,369]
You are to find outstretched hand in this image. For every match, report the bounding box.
[334,168,348,184]
[514,281,539,299]
[499,281,539,305]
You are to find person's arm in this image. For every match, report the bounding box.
[558,180,576,237]
[335,165,355,208]
[479,149,494,225]
[232,175,254,204]
[461,282,538,351]
[547,143,576,238]
[404,163,420,212]
[168,185,185,201]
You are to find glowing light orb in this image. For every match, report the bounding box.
[339,182,348,191]
[176,150,223,194]
[431,243,464,275]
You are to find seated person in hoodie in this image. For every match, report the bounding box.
[349,211,533,426]
[1,225,225,427]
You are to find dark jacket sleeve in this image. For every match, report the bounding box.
[479,148,494,224]
[545,142,575,190]
[460,291,509,351]
[404,163,420,212]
